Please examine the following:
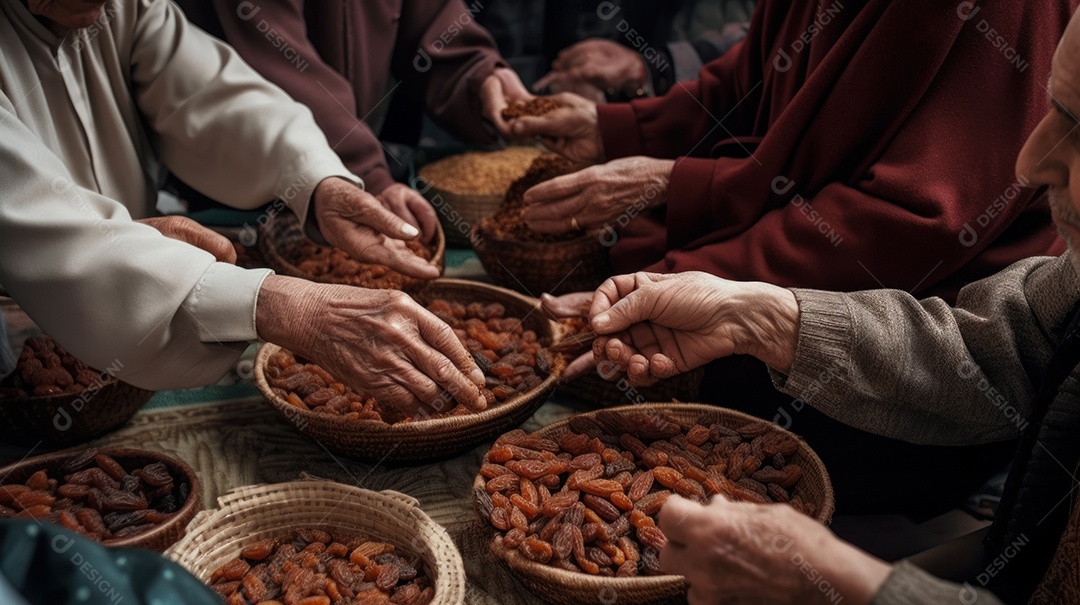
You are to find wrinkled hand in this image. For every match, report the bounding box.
[507,92,605,165]
[313,177,439,280]
[540,291,595,381]
[480,67,535,139]
[589,272,800,387]
[535,39,647,94]
[376,183,439,244]
[659,496,890,605]
[523,157,673,235]
[256,275,486,420]
[136,216,236,264]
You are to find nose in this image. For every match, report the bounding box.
[1016,112,1071,188]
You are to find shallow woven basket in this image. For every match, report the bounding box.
[0,447,201,552]
[473,403,835,605]
[256,210,445,290]
[255,279,565,463]
[165,480,465,605]
[0,381,153,447]
[560,369,704,406]
[473,227,611,297]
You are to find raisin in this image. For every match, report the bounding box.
[100,487,147,512]
[569,453,601,471]
[767,483,790,503]
[485,473,518,494]
[13,490,55,510]
[59,449,98,474]
[375,564,400,591]
[480,463,512,479]
[583,494,621,522]
[579,479,623,498]
[94,454,128,481]
[520,537,553,563]
[25,470,49,491]
[540,490,579,518]
[241,572,267,602]
[674,478,706,501]
[634,491,671,516]
[490,507,511,531]
[503,528,526,549]
[509,494,539,519]
[652,466,683,489]
[627,470,654,502]
[610,492,634,512]
[637,525,667,552]
[139,462,173,488]
[0,485,30,506]
[241,538,279,561]
[552,524,574,560]
[58,483,90,500]
[220,557,251,581]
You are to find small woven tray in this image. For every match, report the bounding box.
[165,480,465,604]
[257,210,445,290]
[0,447,201,552]
[474,403,835,605]
[255,280,565,463]
[0,379,152,447]
[473,227,611,297]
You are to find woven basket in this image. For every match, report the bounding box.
[0,381,153,447]
[256,210,445,290]
[473,227,611,297]
[165,480,465,605]
[473,403,835,605]
[0,447,201,552]
[416,147,544,248]
[255,279,565,464]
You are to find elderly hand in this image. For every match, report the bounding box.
[376,183,439,244]
[589,272,800,386]
[480,67,535,139]
[659,496,891,605]
[539,291,596,382]
[312,177,440,280]
[535,39,648,95]
[136,216,236,264]
[506,92,605,165]
[256,275,486,420]
[523,157,673,235]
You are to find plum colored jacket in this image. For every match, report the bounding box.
[599,0,1073,300]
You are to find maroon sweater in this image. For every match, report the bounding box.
[599,0,1071,300]
[176,0,505,194]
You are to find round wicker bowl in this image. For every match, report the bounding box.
[473,227,611,297]
[256,210,446,290]
[0,447,201,552]
[473,403,835,605]
[254,279,565,464]
[0,380,153,447]
[165,480,465,604]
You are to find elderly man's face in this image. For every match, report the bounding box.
[1017,11,1080,271]
[26,0,108,29]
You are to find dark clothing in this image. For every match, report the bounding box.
[176,0,505,195]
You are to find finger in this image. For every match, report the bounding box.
[648,352,680,381]
[561,352,595,382]
[480,75,514,138]
[393,365,445,410]
[658,495,703,546]
[339,236,440,279]
[341,192,422,241]
[590,275,639,324]
[591,284,656,333]
[523,173,585,206]
[540,291,592,319]
[191,228,237,264]
[525,218,579,235]
[658,541,688,576]
[417,311,487,393]
[625,353,653,386]
[406,342,486,412]
[510,113,574,139]
[404,192,439,243]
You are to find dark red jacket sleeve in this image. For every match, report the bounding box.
[596,0,1069,298]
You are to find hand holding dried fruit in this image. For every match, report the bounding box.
[256,277,486,417]
[207,528,433,605]
[522,156,674,235]
[588,271,802,385]
[659,495,890,605]
[506,92,606,165]
[312,177,440,280]
[480,67,536,138]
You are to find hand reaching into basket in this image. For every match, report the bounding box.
[522,156,674,235]
[505,92,606,165]
[587,272,801,387]
[480,67,536,139]
[659,495,891,605]
[375,183,439,244]
[255,275,487,416]
[312,177,440,280]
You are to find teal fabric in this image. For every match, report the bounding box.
[0,521,219,605]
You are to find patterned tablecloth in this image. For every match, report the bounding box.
[0,390,598,605]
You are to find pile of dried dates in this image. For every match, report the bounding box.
[481,154,584,244]
[0,449,189,540]
[266,299,554,424]
[476,411,815,577]
[288,238,434,290]
[0,336,103,399]
[207,528,432,605]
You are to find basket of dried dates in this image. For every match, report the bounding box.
[472,404,834,605]
[165,480,465,605]
[0,447,201,552]
[473,153,611,296]
[256,210,446,291]
[254,279,565,463]
[0,336,154,446]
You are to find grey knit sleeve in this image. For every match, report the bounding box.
[769,254,1080,445]
[870,561,1003,605]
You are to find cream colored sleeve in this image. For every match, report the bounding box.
[129,0,363,224]
[0,92,270,391]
